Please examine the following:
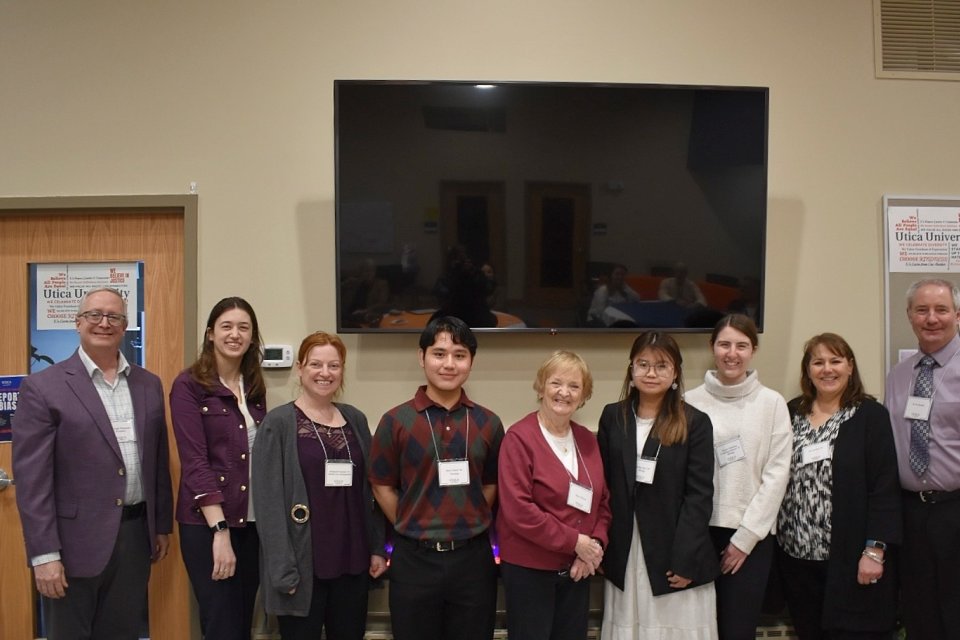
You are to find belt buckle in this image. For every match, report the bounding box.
[919,490,934,503]
[434,540,454,552]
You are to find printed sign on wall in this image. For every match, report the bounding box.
[0,375,24,443]
[29,262,145,373]
[887,205,960,273]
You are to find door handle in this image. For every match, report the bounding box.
[0,468,14,492]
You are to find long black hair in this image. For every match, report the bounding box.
[619,331,688,446]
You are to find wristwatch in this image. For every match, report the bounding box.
[210,520,229,532]
[865,539,887,551]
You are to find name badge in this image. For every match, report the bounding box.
[438,459,470,487]
[801,441,832,466]
[635,457,657,484]
[114,420,135,443]
[567,481,593,513]
[904,396,933,421]
[715,436,746,467]
[324,460,353,487]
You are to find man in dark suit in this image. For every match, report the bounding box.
[13,287,173,639]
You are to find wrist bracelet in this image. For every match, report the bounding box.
[862,549,885,565]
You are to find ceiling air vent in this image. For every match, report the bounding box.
[875,0,960,79]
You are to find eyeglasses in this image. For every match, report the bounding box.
[77,311,126,327]
[632,361,674,377]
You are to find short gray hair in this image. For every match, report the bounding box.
[77,287,128,316]
[906,279,960,310]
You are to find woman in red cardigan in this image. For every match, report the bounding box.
[497,351,611,640]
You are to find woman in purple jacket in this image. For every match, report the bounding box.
[497,351,611,640]
[170,297,267,640]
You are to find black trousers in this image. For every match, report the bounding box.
[500,561,590,640]
[388,534,497,640]
[776,544,892,640]
[44,510,151,640]
[710,527,774,640]
[179,522,260,640]
[277,572,370,640]
[900,492,960,640]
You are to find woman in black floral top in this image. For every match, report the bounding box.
[776,333,901,640]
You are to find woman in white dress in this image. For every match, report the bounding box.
[598,331,719,640]
[685,315,792,639]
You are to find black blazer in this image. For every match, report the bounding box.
[598,400,719,596]
[782,397,902,632]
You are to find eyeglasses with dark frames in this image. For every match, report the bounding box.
[77,311,126,327]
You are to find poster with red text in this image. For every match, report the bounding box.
[887,205,960,272]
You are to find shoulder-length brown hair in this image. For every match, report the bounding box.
[620,331,687,446]
[796,332,873,415]
[189,297,265,402]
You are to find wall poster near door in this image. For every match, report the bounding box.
[883,195,960,373]
[29,262,145,373]
[0,375,23,443]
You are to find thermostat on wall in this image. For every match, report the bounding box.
[263,345,293,368]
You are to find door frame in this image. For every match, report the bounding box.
[0,195,199,363]
[0,194,199,640]
[524,182,591,307]
[439,180,508,291]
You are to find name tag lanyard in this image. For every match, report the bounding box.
[107,372,135,441]
[715,436,747,467]
[426,408,472,487]
[710,380,751,467]
[799,409,845,467]
[632,409,662,484]
[905,346,960,420]
[565,440,595,513]
[308,418,356,487]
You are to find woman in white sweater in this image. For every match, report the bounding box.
[685,314,792,640]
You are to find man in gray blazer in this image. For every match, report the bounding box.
[13,287,173,639]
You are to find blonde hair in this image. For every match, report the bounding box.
[533,351,593,408]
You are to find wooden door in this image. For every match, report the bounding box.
[439,181,507,285]
[524,182,591,307]
[0,208,192,640]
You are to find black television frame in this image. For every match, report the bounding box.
[335,79,769,334]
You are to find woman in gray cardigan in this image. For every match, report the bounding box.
[252,332,386,640]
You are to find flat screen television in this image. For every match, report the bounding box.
[335,80,768,334]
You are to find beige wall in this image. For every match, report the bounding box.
[2,0,958,427]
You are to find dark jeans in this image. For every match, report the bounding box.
[179,522,260,640]
[44,510,151,640]
[277,572,369,640]
[388,533,497,640]
[710,527,774,640]
[500,561,590,640]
